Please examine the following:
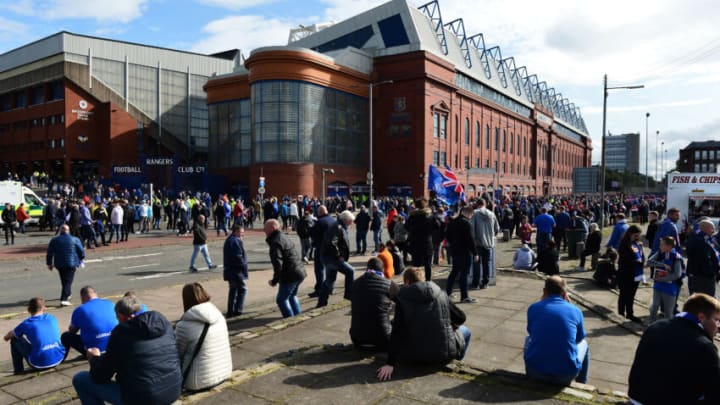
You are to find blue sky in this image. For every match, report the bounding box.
[2,0,719,179]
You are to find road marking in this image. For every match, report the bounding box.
[130,271,184,281]
[84,252,163,264]
[121,263,159,270]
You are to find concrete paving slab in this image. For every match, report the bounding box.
[0,391,20,405]
[2,373,72,400]
[234,366,320,401]
[193,387,271,404]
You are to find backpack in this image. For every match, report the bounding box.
[394,222,409,243]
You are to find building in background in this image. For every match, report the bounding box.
[205,0,592,199]
[605,132,640,173]
[678,140,720,173]
[0,31,239,189]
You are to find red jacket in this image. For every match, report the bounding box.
[16,206,29,222]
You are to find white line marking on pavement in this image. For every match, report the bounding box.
[130,271,184,281]
[121,263,159,270]
[84,253,163,264]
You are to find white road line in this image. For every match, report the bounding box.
[129,271,184,281]
[121,263,159,270]
[84,253,163,264]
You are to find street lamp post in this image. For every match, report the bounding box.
[321,168,334,203]
[661,142,665,183]
[599,74,644,229]
[645,112,650,192]
[366,80,393,207]
[655,130,660,182]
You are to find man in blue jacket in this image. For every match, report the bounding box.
[223,224,248,317]
[524,276,589,385]
[651,208,681,255]
[606,213,629,250]
[47,224,85,306]
[72,295,182,405]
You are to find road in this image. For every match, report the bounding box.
[0,226,305,316]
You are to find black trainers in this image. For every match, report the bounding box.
[209,264,218,270]
[189,266,198,273]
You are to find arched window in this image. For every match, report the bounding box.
[475,121,480,147]
[486,124,491,148]
[464,117,470,145]
[494,127,499,151]
[455,115,459,143]
[502,130,507,152]
[517,134,521,155]
[509,132,514,153]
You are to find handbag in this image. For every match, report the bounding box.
[182,322,210,384]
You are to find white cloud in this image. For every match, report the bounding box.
[197,0,279,10]
[32,0,148,23]
[191,15,294,54]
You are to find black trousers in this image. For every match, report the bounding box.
[57,266,76,301]
[617,277,639,317]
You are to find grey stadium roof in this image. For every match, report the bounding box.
[289,0,588,137]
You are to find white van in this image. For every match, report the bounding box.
[0,181,46,225]
[666,172,720,232]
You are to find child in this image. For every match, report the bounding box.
[512,243,536,270]
[593,248,618,288]
[518,215,533,248]
[645,236,683,323]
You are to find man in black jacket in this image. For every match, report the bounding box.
[189,214,217,272]
[223,224,248,317]
[377,267,471,381]
[350,258,397,350]
[72,295,182,405]
[686,220,720,297]
[265,219,307,318]
[445,207,478,303]
[354,206,371,255]
[317,210,355,307]
[309,205,335,297]
[405,198,441,281]
[629,293,720,404]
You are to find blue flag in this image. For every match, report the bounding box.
[427,164,464,205]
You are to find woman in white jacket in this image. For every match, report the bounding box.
[176,283,232,391]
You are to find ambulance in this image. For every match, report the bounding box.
[0,181,46,225]
[666,172,720,231]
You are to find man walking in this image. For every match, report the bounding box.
[317,210,355,307]
[223,224,248,317]
[189,214,217,272]
[2,202,17,245]
[309,205,334,298]
[47,225,85,306]
[445,207,478,303]
[470,198,499,289]
[354,206,371,255]
[265,219,306,318]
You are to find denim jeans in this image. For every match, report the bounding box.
[471,246,492,288]
[458,325,471,360]
[73,370,124,405]
[227,278,248,316]
[447,253,471,300]
[107,223,121,242]
[525,337,589,385]
[57,266,76,301]
[11,337,31,373]
[372,229,382,252]
[300,238,312,260]
[356,230,368,254]
[313,254,325,293]
[190,244,213,268]
[318,256,354,306]
[277,281,302,318]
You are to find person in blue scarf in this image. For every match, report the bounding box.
[618,225,645,323]
[645,236,684,323]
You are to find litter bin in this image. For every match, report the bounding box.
[567,230,585,258]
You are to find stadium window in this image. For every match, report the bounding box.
[475,121,480,147]
[464,118,470,145]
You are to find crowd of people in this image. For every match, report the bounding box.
[5,186,720,404]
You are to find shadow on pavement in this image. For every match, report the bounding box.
[437,375,565,403]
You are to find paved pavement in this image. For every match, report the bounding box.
[0,220,710,404]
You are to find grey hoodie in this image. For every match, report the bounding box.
[470,207,500,248]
